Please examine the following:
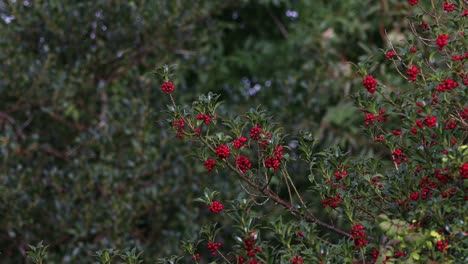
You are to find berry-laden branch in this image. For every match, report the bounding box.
[158,75,352,240]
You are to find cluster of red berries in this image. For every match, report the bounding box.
[445,121,456,130]
[204,158,216,171]
[351,223,368,248]
[215,144,230,159]
[407,0,418,5]
[322,193,342,208]
[291,256,304,264]
[161,81,175,94]
[385,50,397,59]
[196,113,212,124]
[443,2,455,12]
[362,75,377,94]
[392,148,408,165]
[172,118,185,138]
[418,21,430,31]
[436,78,458,92]
[334,170,348,181]
[436,34,450,50]
[395,251,405,258]
[207,241,222,256]
[406,65,420,82]
[459,162,468,179]
[209,200,224,214]
[236,155,252,173]
[364,109,387,126]
[372,177,383,189]
[233,136,248,149]
[451,52,468,61]
[424,116,437,128]
[265,146,283,172]
[250,125,263,140]
[191,253,200,261]
[436,240,449,252]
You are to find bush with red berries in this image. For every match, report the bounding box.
[156,1,467,263]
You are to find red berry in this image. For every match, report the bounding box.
[408,0,418,5]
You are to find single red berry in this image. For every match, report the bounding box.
[392,130,402,136]
[408,0,418,5]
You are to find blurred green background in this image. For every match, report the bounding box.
[0,0,410,262]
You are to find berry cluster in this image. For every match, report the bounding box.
[436,240,449,252]
[459,162,468,179]
[435,78,458,92]
[250,125,263,140]
[265,146,283,172]
[290,256,305,264]
[351,223,367,248]
[364,109,387,126]
[161,81,175,94]
[392,148,408,165]
[451,52,468,61]
[424,116,437,128]
[233,136,248,149]
[406,65,420,82]
[334,170,348,181]
[407,0,418,5]
[209,200,224,214]
[172,118,185,138]
[385,50,397,59]
[215,144,230,159]
[443,2,455,12]
[436,34,450,50]
[236,155,252,173]
[207,241,222,256]
[204,158,216,171]
[191,253,201,261]
[418,21,430,31]
[322,193,342,208]
[362,75,377,94]
[196,113,212,125]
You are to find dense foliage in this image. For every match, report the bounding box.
[1,0,465,263]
